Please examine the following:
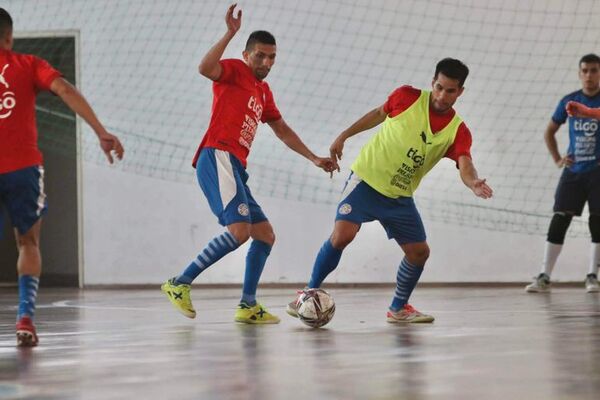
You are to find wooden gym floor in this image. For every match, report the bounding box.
[0,286,599,400]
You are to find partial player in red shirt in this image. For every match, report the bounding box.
[0,8,124,347]
[161,4,335,324]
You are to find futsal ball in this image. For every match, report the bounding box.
[297,288,336,328]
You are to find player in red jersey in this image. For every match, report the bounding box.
[0,8,124,347]
[161,4,336,323]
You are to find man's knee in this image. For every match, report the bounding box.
[412,248,430,265]
[260,230,276,246]
[330,226,358,249]
[228,223,251,244]
[330,232,354,249]
[15,225,41,250]
[404,243,430,265]
[249,222,276,246]
[547,212,573,244]
[16,235,39,250]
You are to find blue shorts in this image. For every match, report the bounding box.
[554,166,600,216]
[0,165,47,235]
[196,148,267,226]
[335,173,426,244]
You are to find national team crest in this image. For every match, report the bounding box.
[338,203,352,215]
[238,203,249,216]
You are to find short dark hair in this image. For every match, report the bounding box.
[579,53,600,66]
[434,58,469,87]
[0,8,13,39]
[245,30,276,52]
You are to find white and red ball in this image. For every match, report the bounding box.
[297,288,335,328]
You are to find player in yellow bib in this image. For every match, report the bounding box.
[288,58,493,323]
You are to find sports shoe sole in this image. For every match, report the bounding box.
[386,315,435,323]
[525,286,551,293]
[234,316,280,324]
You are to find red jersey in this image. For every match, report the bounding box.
[0,49,62,174]
[383,85,472,163]
[192,59,282,168]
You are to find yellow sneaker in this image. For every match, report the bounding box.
[234,302,280,324]
[161,278,196,319]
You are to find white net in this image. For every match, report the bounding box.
[7,0,600,236]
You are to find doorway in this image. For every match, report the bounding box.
[0,34,80,287]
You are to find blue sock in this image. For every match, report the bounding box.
[308,239,343,288]
[176,232,239,284]
[241,240,272,306]
[17,275,39,320]
[390,258,424,312]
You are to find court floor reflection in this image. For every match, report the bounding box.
[1,287,599,399]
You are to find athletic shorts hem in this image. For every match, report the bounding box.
[16,208,47,235]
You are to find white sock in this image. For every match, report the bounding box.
[542,242,562,277]
[589,243,600,276]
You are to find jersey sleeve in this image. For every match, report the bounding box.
[551,96,568,125]
[216,59,240,84]
[445,122,472,164]
[32,56,62,91]
[260,83,282,122]
[383,85,421,117]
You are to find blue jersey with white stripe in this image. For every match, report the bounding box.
[552,89,600,173]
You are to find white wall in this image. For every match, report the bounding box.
[84,164,591,284]
[5,0,599,284]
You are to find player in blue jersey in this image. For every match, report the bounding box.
[526,54,600,293]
